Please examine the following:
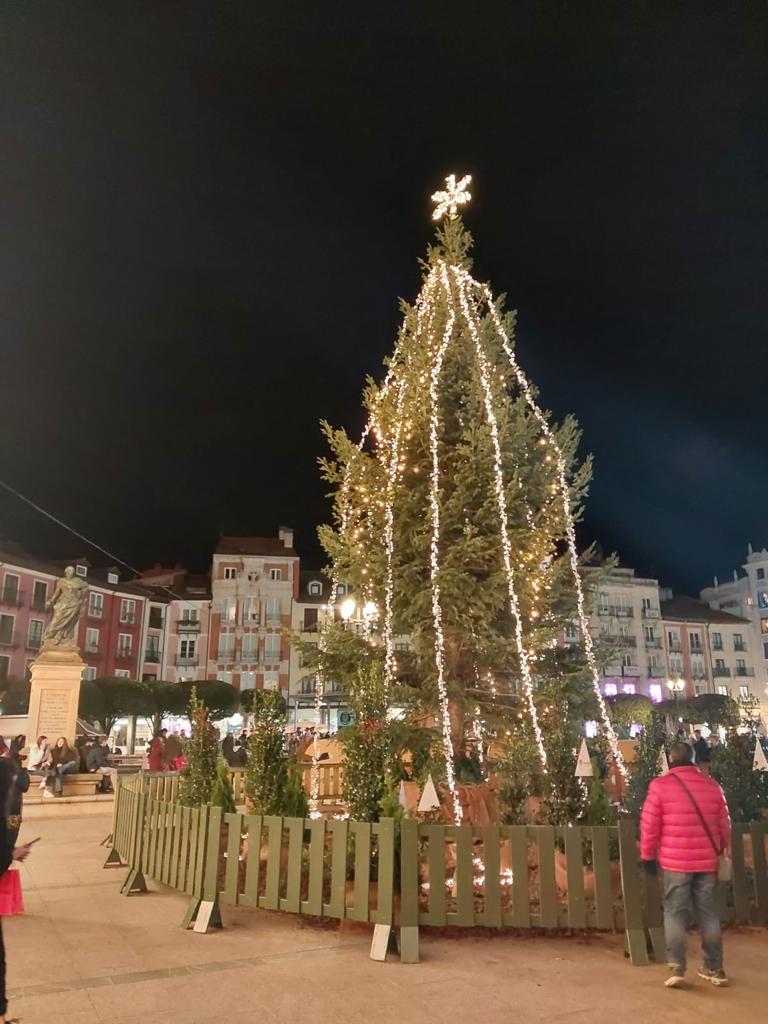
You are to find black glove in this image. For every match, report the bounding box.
[641,859,658,875]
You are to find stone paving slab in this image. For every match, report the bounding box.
[4,812,766,1023]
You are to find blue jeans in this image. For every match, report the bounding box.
[49,759,77,795]
[663,871,722,972]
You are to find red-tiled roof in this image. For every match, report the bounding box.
[216,536,297,557]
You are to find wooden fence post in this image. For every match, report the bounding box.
[186,805,224,932]
[121,790,148,895]
[618,818,654,965]
[399,817,420,963]
[103,778,123,866]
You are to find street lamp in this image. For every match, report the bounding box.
[339,597,357,621]
[667,675,685,715]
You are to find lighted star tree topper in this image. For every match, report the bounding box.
[312,175,626,822]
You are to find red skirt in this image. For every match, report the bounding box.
[0,869,24,916]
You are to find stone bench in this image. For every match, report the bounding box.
[32,773,104,798]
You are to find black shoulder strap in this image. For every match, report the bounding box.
[669,772,721,856]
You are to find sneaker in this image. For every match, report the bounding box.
[42,789,54,799]
[697,968,728,987]
[665,967,685,988]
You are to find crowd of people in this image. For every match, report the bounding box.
[142,724,333,773]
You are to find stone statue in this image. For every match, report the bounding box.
[42,566,88,648]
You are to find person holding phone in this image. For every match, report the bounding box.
[0,758,35,1023]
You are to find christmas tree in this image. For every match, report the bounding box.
[317,175,624,821]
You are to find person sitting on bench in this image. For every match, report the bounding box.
[44,738,79,799]
[27,736,51,791]
[86,736,117,792]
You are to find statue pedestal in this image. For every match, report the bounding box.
[27,646,84,745]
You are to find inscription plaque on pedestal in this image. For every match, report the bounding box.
[27,650,84,745]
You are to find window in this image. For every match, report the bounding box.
[715,658,725,670]
[689,631,702,652]
[644,625,655,642]
[2,574,20,604]
[762,619,768,635]
[622,683,636,694]
[88,592,104,618]
[216,671,233,684]
[308,581,323,597]
[266,598,280,624]
[241,670,256,690]
[694,684,703,696]
[691,658,705,678]
[739,685,749,698]
[764,640,768,660]
[733,633,746,651]
[270,568,282,581]
[303,608,319,632]
[667,630,680,649]
[736,658,746,674]
[604,682,618,696]
[145,637,160,662]
[179,638,197,661]
[85,627,99,653]
[300,676,315,694]
[669,656,683,675]
[218,634,235,660]
[0,614,14,644]
[221,597,237,623]
[107,572,119,585]
[758,568,765,581]
[32,580,47,610]
[711,632,722,650]
[120,598,136,624]
[621,654,633,668]
[264,634,281,661]
[649,683,663,703]
[716,685,729,696]
[242,597,258,624]
[75,564,87,577]
[758,593,768,609]
[180,608,199,623]
[618,623,630,637]
[117,633,132,659]
[24,619,43,650]
[336,583,346,596]
[114,669,130,679]
[223,567,238,580]
[263,671,279,691]
[83,666,97,681]
[241,637,257,661]
[149,607,163,629]
[642,597,651,611]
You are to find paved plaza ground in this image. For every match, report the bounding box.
[5,807,767,1024]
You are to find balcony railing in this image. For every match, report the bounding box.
[668,641,682,652]
[642,607,659,618]
[175,656,198,667]
[216,650,236,663]
[144,651,160,664]
[116,650,134,662]
[711,642,723,651]
[644,638,662,648]
[736,666,755,677]
[0,588,23,607]
[713,667,732,678]
[266,616,282,627]
[606,634,636,646]
[262,651,282,664]
[302,622,320,633]
[85,644,100,655]
[689,645,703,655]
[621,665,641,677]
[734,642,748,652]
[119,614,136,625]
[597,606,610,616]
[177,620,200,633]
[611,606,634,617]
[648,665,666,677]
[240,650,258,663]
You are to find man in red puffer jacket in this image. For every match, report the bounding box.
[640,741,731,989]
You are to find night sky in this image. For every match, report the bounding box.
[2,4,767,591]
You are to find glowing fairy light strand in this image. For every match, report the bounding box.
[429,264,462,824]
[474,276,628,782]
[382,273,439,688]
[453,267,548,771]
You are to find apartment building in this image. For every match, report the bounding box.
[578,568,666,700]
[135,567,211,684]
[0,544,157,685]
[700,544,768,697]
[287,571,350,729]
[208,529,299,693]
[661,591,761,703]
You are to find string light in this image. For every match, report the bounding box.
[453,267,548,771]
[475,277,628,782]
[428,264,462,823]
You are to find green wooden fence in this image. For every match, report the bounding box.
[105,774,768,964]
